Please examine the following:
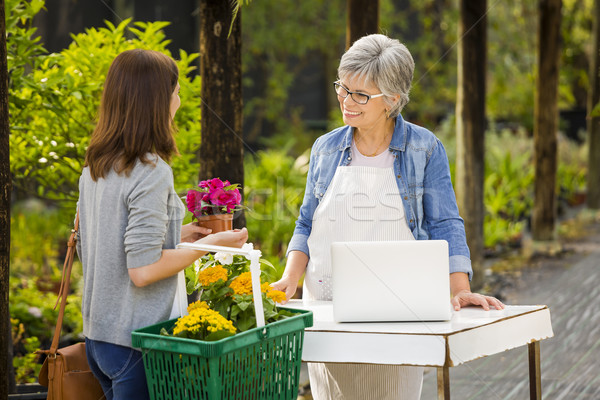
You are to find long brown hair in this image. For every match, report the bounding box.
[85,49,179,180]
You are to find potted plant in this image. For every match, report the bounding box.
[185,178,242,233]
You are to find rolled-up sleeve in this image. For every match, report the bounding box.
[287,140,321,258]
[423,140,473,280]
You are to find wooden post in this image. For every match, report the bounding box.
[0,0,13,396]
[199,0,245,228]
[346,0,379,49]
[532,0,562,240]
[437,366,450,400]
[528,341,542,400]
[456,0,486,290]
[587,0,600,209]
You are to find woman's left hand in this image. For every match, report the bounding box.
[451,290,505,311]
[180,223,212,242]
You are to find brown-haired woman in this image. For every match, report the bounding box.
[76,49,248,400]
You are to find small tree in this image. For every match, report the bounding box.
[588,0,600,209]
[532,0,562,240]
[456,0,486,289]
[199,0,245,227]
[0,0,13,395]
[346,0,379,49]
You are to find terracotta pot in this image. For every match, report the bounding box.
[195,213,233,233]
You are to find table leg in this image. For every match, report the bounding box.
[528,341,542,400]
[437,366,450,400]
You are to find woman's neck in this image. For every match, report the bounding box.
[353,118,396,157]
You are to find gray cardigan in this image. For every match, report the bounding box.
[77,155,185,347]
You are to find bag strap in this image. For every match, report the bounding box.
[48,211,80,355]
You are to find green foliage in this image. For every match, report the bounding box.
[230,0,252,36]
[244,149,309,278]
[8,1,201,204]
[10,274,83,383]
[241,0,345,138]
[9,201,85,384]
[591,102,600,117]
[10,276,83,342]
[5,0,46,85]
[241,0,592,137]
[560,0,594,109]
[486,0,537,131]
[12,335,41,383]
[483,130,534,248]
[9,202,85,341]
[435,119,588,251]
[382,0,459,123]
[10,200,71,278]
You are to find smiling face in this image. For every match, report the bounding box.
[337,75,390,135]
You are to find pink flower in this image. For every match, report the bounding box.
[186,190,202,215]
[209,188,229,206]
[199,178,224,191]
[224,189,241,213]
[187,177,242,217]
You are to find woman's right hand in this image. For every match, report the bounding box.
[198,227,248,249]
[271,250,308,304]
[271,275,298,305]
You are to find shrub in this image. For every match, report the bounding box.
[8,1,202,207]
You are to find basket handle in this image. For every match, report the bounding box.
[177,243,266,328]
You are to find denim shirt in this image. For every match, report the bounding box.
[288,114,473,279]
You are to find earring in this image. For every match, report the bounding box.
[385,109,391,119]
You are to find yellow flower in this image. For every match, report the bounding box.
[197,265,228,286]
[173,303,236,338]
[260,282,271,293]
[229,271,253,295]
[260,282,287,303]
[266,289,287,303]
[187,300,209,314]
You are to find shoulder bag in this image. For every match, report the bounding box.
[37,212,105,400]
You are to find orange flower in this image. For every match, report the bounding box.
[266,289,287,303]
[229,272,253,295]
[197,265,228,286]
[260,282,271,293]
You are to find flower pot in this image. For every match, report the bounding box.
[195,213,233,233]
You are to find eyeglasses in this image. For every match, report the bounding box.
[333,81,384,105]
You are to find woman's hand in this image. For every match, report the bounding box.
[451,289,505,311]
[271,276,299,305]
[271,251,309,304]
[199,227,249,249]
[180,222,212,242]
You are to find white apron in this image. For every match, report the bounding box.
[305,166,424,400]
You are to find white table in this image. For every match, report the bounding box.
[286,300,554,400]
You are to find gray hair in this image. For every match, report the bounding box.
[338,34,415,117]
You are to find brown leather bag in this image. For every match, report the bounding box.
[37,213,105,400]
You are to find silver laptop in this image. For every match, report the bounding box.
[331,240,452,322]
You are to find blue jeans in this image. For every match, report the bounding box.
[85,338,150,400]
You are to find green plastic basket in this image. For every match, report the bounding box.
[131,308,313,400]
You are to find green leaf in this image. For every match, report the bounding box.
[236,316,256,332]
[204,330,235,342]
[591,102,600,118]
[159,327,171,337]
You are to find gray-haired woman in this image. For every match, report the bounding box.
[273,34,503,399]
